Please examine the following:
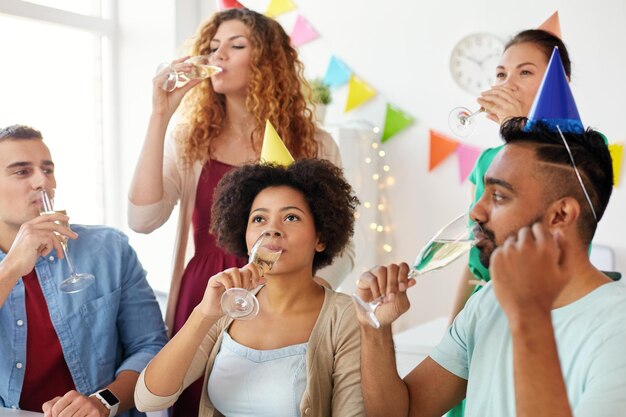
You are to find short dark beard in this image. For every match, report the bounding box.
[477,214,544,269]
[477,227,496,268]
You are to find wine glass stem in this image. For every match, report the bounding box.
[60,242,77,277]
[466,107,485,121]
[407,268,420,279]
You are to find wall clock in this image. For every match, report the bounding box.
[450,33,505,95]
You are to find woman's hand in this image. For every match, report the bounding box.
[477,85,525,125]
[151,56,203,118]
[197,263,265,320]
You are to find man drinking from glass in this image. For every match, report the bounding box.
[0,125,167,416]
[356,119,625,417]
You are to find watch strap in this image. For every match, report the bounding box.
[90,389,120,417]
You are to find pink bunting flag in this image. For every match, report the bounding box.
[291,15,319,47]
[456,143,483,183]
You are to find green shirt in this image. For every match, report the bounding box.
[467,145,503,283]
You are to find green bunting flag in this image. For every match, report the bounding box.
[381,103,415,142]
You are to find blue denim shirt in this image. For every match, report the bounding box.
[0,225,168,415]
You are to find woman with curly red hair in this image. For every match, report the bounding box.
[127,8,353,416]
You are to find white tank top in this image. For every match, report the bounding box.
[208,331,308,417]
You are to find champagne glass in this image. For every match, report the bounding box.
[220,232,283,320]
[353,213,479,328]
[157,55,223,92]
[39,189,95,293]
[448,107,485,137]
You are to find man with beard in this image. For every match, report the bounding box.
[355,119,625,417]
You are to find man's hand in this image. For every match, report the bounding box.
[42,390,108,417]
[490,223,571,322]
[2,213,77,279]
[354,263,416,328]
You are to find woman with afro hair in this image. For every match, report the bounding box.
[135,159,364,417]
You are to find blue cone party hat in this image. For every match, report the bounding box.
[526,47,583,133]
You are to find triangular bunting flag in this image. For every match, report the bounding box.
[260,120,294,166]
[429,130,459,171]
[456,144,483,183]
[265,0,296,18]
[538,11,561,38]
[216,0,244,10]
[290,15,319,47]
[323,56,351,88]
[527,47,583,133]
[381,103,414,143]
[609,143,624,187]
[344,75,377,112]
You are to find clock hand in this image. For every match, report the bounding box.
[458,52,482,66]
[477,52,500,68]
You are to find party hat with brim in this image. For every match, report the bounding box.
[526,47,583,133]
[260,120,294,166]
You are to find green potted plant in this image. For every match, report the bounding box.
[308,78,332,124]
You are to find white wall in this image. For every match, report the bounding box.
[115,0,626,329]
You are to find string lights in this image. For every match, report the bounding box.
[357,125,395,259]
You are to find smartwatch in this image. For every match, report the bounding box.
[91,389,120,417]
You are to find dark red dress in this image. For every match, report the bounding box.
[171,159,246,417]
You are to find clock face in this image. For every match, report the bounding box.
[450,33,505,95]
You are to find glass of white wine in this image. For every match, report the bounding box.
[39,189,95,293]
[353,212,480,328]
[157,55,223,92]
[220,232,283,320]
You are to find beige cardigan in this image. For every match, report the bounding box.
[135,288,365,417]
[128,129,355,332]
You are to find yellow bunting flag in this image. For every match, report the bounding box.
[344,75,377,112]
[260,120,294,166]
[538,11,561,38]
[429,130,459,171]
[609,143,624,186]
[265,0,296,17]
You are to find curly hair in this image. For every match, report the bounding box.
[176,8,318,166]
[210,159,359,273]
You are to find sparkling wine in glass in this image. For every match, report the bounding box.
[353,213,479,328]
[220,232,283,320]
[39,189,95,293]
[157,55,223,92]
[448,107,485,137]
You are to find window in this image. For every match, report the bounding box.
[0,0,116,225]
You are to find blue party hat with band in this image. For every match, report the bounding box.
[526,47,583,133]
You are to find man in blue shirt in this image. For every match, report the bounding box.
[0,125,167,416]
[356,120,626,417]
